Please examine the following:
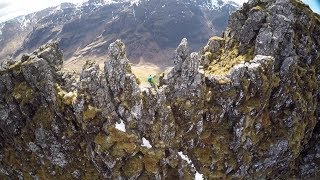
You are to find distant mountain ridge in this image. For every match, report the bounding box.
[0,0,239,66]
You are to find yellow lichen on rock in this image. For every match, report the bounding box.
[83,105,99,121]
[251,5,264,11]
[205,45,254,76]
[123,155,143,178]
[8,61,22,75]
[94,133,113,153]
[209,36,225,41]
[55,84,78,105]
[11,82,34,104]
[63,91,78,105]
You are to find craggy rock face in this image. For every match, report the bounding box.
[0,0,320,179]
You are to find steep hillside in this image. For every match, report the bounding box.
[0,0,238,66]
[0,0,320,179]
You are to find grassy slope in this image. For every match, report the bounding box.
[63,57,167,88]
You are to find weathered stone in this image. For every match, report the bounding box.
[1,0,320,179]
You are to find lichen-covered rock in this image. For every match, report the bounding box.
[104,40,143,128]
[1,0,320,179]
[199,0,320,178]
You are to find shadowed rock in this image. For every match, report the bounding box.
[1,0,320,179]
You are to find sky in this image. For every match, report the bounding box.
[303,0,320,13]
[0,0,319,23]
[0,0,87,23]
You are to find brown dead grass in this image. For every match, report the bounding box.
[63,56,106,72]
[63,56,169,88]
[131,62,164,88]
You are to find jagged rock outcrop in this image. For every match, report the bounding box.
[199,0,320,178]
[0,40,195,179]
[1,0,320,179]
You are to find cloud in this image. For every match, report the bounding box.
[0,0,88,23]
[0,2,10,11]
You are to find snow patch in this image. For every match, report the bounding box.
[178,151,204,180]
[79,0,118,8]
[141,137,152,148]
[178,151,192,164]
[22,18,31,29]
[115,120,126,132]
[55,4,62,11]
[210,0,239,9]
[133,9,136,19]
[80,0,141,7]
[16,16,31,29]
[104,0,117,4]
[97,0,117,6]
[112,11,115,20]
[195,171,204,180]
[130,0,141,6]
[0,24,3,36]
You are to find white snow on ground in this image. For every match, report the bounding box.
[178,151,192,164]
[55,4,62,11]
[130,0,141,6]
[115,119,126,132]
[16,16,31,29]
[210,0,240,9]
[104,0,117,4]
[195,171,204,180]
[141,137,152,148]
[22,18,30,29]
[77,0,117,8]
[0,24,3,36]
[133,8,136,19]
[210,0,220,7]
[178,151,204,180]
[101,0,118,6]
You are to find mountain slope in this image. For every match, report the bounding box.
[0,0,239,66]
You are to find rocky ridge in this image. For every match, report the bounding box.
[1,0,320,179]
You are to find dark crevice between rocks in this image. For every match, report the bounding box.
[294,119,320,176]
[0,128,5,149]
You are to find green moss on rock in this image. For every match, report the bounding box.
[33,107,53,129]
[11,82,34,104]
[83,105,99,122]
[123,155,143,178]
[205,45,254,76]
[193,147,212,165]
[143,150,163,174]
[9,61,22,75]
[94,133,113,153]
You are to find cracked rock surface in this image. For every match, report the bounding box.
[1,0,320,179]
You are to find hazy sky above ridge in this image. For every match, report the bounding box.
[0,0,319,23]
[0,0,87,23]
